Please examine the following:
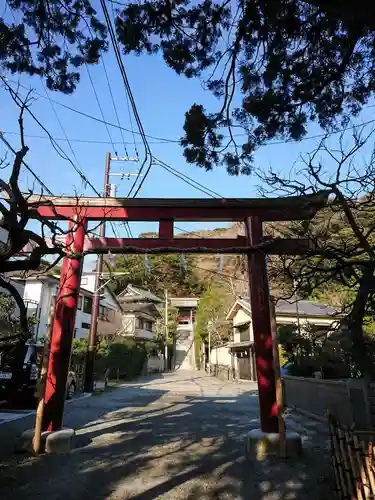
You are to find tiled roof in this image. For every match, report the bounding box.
[170,297,199,308]
[118,285,163,303]
[238,297,339,317]
[121,302,160,317]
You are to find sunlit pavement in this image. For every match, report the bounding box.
[0,371,332,499]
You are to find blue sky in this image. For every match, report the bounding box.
[2,3,375,257]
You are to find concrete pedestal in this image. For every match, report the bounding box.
[245,429,302,461]
[19,428,76,454]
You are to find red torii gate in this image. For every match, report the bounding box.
[26,193,328,433]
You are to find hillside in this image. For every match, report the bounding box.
[172,222,290,298]
[173,223,247,296]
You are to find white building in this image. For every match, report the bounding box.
[209,297,340,381]
[117,285,162,340]
[11,273,123,342]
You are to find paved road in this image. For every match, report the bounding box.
[0,371,332,499]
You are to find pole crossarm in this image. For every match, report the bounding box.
[25,191,330,222]
[83,236,314,255]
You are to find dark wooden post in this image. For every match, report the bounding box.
[245,216,278,433]
[43,218,87,431]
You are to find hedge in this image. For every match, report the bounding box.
[71,338,159,380]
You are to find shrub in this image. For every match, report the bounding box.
[71,338,150,381]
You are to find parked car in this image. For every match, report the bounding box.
[0,343,76,407]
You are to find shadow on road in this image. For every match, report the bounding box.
[0,380,333,500]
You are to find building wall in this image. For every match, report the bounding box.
[23,280,90,341]
[233,309,253,343]
[122,314,136,334]
[231,306,337,344]
[97,292,123,338]
[23,281,46,341]
[22,280,97,341]
[34,281,58,341]
[74,307,92,340]
[78,273,123,339]
[23,281,43,304]
[0,277,25,299]
[121,314,154,340]
[97,310,122,338]
[209,345,234,367]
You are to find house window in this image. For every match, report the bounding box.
[77,296,82,310]
[81,277,88,285]
[144,320,152,331]
[136,318,144,329]
[82,322,91,330]
[83,296,93,314]
[99,305,109,321]
[238,325,250,342]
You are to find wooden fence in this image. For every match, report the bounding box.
[328,414,375,499]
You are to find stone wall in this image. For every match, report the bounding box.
[283,376,372,429]
[147,355,164,374]
[209,364,236,382]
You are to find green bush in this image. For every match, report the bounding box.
[71,338,150,381]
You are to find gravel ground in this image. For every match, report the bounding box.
[0,371,333,499]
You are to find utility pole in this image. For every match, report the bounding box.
[208,321,211,376]
[84,152,141,391]
[164,289,168,371]
[84,152,111,392]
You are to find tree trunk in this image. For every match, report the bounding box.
[348,266,375,377]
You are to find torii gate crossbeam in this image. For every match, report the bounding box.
[25,193,329,434]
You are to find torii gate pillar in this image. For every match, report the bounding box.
[245,216,278,434]
[42,218,87,431]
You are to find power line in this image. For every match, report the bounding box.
[96,5,150,232]
[2,78,102,196]
[3,84,226,201]
[1,131,171,145]
[194,263,247,282]
[7,78,375,149]
[85,64,117,154]
[101,57,129,157]
[41,81,86,180]
[3,79,179,144]
[154,158,223,198]
[100,0,153,197]
[109,0,138,156]
[0,132,54,195]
